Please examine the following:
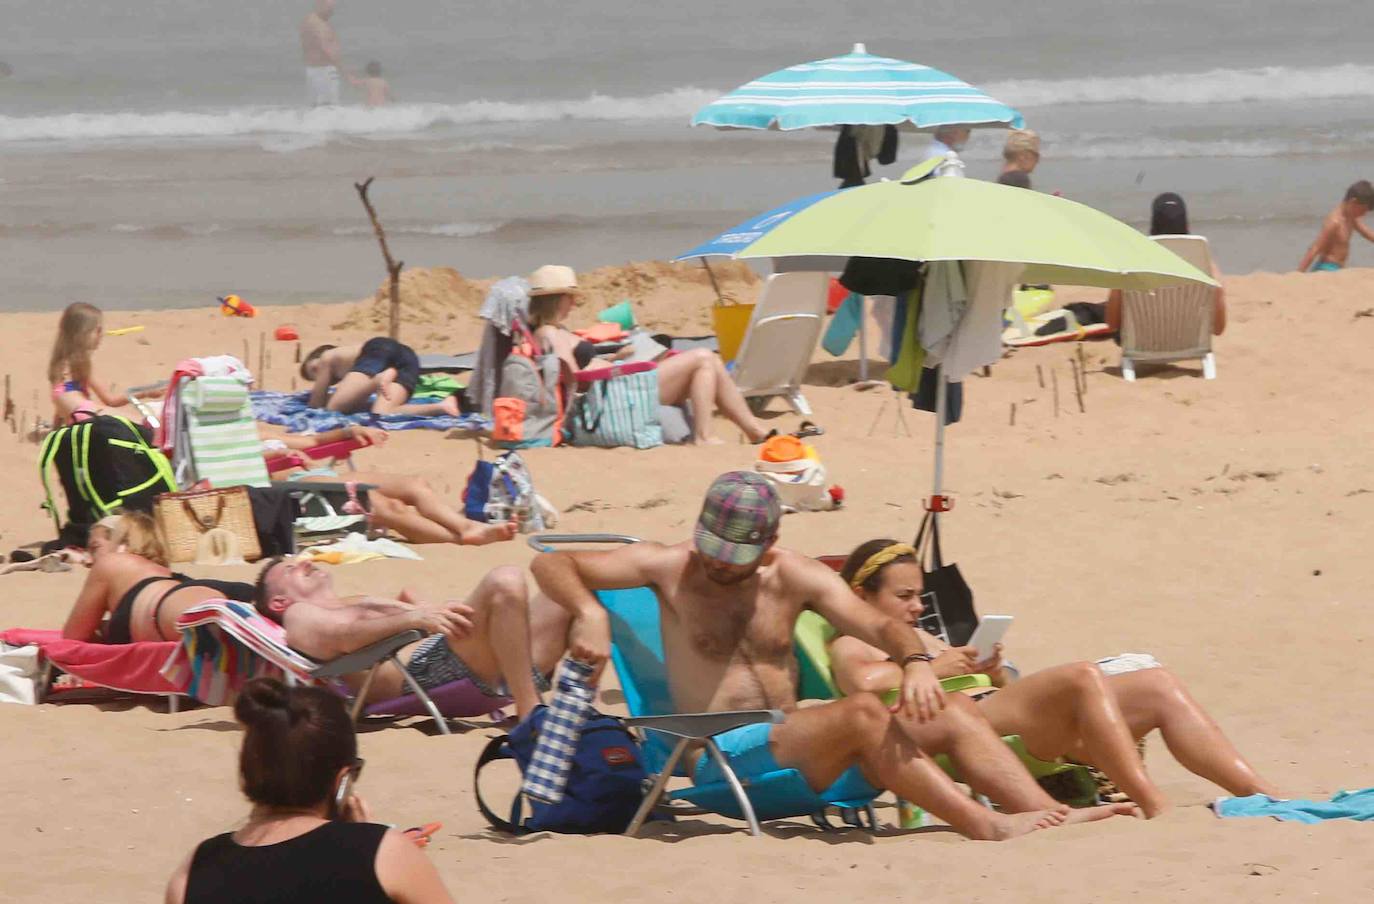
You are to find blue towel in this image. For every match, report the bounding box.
[1213,788,1374,823]
[251,390,489,434]
[821,292,863,357]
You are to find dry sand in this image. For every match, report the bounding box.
[2,264,1373,902]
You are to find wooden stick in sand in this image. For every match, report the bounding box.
[242,338,250,366]
[1077,343,1089,395]
[353,177,404,341]
[258,332,266,391]
[1072,361,1086,413]
[700,257,726,305]
[1036,364,1045,389]
[1052,368,1060,417]
[1009,402,1017,427]
[4,374,13,432]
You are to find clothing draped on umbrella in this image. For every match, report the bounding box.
[710,163,1217,507]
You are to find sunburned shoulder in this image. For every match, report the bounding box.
[765,547,833,583]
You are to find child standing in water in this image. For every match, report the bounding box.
[1298,180,1374,272]
[352,61,391,107]
[47,303,158,425]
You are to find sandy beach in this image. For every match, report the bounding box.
[2,262,1373,901]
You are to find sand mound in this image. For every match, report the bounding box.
[333,266,488,331]
[332,260,761,339]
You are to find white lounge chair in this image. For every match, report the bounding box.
[1119,235,1219,382]
[731,271,829,415]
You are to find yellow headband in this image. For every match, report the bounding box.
[849,543,917,590]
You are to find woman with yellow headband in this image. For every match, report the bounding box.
[838,538,1008,685]
[832,537,1286,818]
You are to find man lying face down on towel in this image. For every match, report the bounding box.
[530,472,1136,840]
[301,337,461,418]
[255,557,571,719]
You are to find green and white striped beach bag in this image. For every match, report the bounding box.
[183,377,271,488]
[569,365,663,450]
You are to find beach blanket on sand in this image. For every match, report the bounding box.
[0,629,184,696]
[251,390,488,434]
[162,600,321,705]
[1213,789,1374,823]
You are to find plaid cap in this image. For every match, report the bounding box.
[693,471,782,565]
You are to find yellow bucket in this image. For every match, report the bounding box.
[711,302,755,364]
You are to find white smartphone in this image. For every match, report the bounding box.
[967,615,1014,661]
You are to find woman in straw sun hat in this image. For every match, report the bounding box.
[524,264,776,445]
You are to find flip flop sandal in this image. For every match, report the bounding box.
[751,429,779,445]
[792,420,825,438]
[403,822,442,847]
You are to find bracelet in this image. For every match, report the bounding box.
[900,652,935,666]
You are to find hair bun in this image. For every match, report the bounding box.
[234,678,291,727]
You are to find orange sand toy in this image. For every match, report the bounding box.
[218,294,257,317]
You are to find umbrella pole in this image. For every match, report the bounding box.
[700,256,726,305]
[930,365,951,512]
[857,294,869,382]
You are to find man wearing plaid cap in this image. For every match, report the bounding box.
[532,472,1132,839]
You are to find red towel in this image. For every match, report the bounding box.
[0,629,184,695]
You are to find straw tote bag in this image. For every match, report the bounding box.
[155,486,262,563]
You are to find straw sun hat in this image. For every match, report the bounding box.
[527,264,579,297]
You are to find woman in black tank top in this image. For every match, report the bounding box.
[165,679,454,904]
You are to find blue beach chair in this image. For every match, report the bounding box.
[530,534,880,837]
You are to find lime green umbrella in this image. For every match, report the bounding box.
[737,161,1217,290]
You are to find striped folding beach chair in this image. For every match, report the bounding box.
[173,377,272,488]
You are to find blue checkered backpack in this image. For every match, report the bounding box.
[474,705,647,834]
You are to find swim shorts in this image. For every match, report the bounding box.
[692,721,880,801]
[305,66,340,106]
[350,337,421,396]
[402,634,551,696]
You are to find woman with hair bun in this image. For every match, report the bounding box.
[164,679,454,904]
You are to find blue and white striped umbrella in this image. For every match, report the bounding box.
[693,44,1024,132]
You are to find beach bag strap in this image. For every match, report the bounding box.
[914,510,945,570]
[37,426,68,533]
[474,733,527,835]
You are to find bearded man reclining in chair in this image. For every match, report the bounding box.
[530,471,1136,840]
[254,557,570,720]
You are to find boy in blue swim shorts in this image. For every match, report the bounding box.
[1299,180,1374,273]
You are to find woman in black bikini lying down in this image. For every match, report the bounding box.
[62,512,255,644]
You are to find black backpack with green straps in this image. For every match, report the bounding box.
[38,414,177,546]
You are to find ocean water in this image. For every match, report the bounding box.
[3,0,1373,311]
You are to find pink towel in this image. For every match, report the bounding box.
[0,629,185,696]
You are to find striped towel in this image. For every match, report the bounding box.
[161,600,319,705]
[183,377,272,488]
[520,658,596,804]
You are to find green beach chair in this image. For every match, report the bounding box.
[793,609,1099,806]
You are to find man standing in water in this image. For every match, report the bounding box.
[300,0,347,107]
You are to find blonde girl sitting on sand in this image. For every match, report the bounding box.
[524,264,774,445]
[47,302,162,426]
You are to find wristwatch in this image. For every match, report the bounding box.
[900,652,935,666]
